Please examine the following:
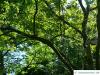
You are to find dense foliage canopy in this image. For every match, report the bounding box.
[0,0,100,75]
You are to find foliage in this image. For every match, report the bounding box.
[0,0,99,75]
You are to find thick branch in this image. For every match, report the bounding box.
[0,25,73,74]
[78,0,94,69]
[78,0,86,13]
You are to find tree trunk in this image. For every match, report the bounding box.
[96,0,100,70]
[78,0,94,69]
[0,51,5,75]
[82,12,94,70]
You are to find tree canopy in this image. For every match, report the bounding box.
[0,0,100,75]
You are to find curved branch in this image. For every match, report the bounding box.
[0,25,73,74]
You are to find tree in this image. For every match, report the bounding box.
[96,0,100,69]
[0,0,99,75]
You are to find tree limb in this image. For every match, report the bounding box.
[78,0,94,69]
[33,0,38,35]
[0,25,73,74]
[78,0,86,13]
[44,0,82,36]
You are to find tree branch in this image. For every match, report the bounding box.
[90,6,97,11]
[0,25,73,74]
[78,0,86,13]
[3,50,9,56]
[33,0,38,35]
[44,0,82,36]
[78,0,94,69]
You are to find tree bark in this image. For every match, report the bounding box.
[78,0,94,69]
[0,51,5,75]
[96,0,100,70]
